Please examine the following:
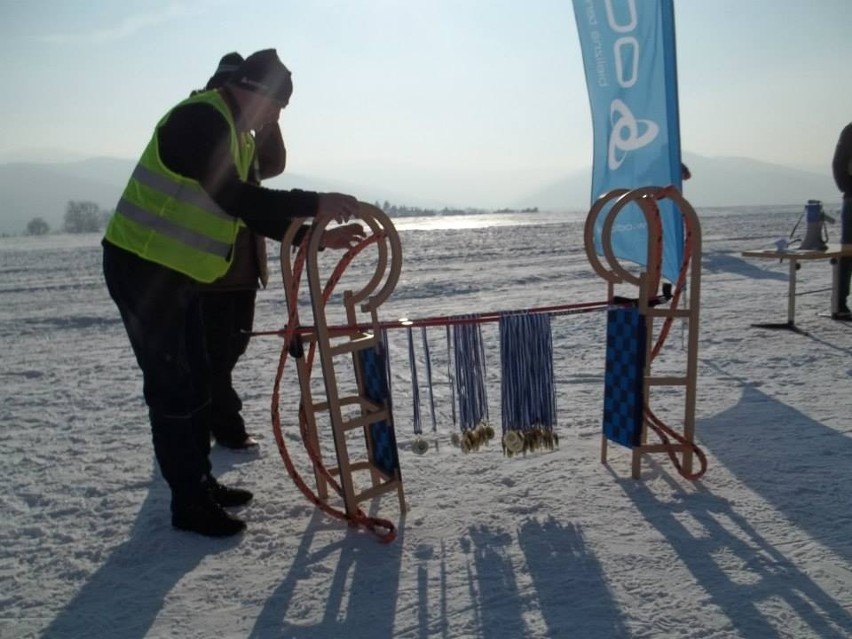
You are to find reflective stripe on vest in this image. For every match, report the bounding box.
[115,197,231,258]
[114,162,234,257]
[126,163,233,223]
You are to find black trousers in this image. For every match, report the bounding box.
[199,289,256,443]
[839,197,852,309]
[103,241,212,504]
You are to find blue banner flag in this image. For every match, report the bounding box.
[573,0,683,283]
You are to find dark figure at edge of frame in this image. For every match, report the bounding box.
[102,49,365,537]
[194,53,285,452]
[831,122,852,320]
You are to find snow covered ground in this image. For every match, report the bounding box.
[2,204,851,638]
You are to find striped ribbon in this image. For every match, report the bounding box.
[380,328,392,409]
[446,325,457,428]
[499,313,557,453]
[421,327,437,432]
[407,326,422,435]
[452,319,489,431]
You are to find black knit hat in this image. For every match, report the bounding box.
[226,49,293,106]
[205,52,244,90]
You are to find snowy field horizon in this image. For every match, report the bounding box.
[2,204,851,638]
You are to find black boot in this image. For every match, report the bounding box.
[204,474,254,508]
[172,495,246,537]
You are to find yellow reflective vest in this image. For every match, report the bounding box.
[105,91,255,282]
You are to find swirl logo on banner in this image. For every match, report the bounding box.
[573,0,683,283]
[609,98,660,170]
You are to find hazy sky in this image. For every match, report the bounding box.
[1,0,850,205]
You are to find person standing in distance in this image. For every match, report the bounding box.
[832,122,852,320]
[103,49,365,537]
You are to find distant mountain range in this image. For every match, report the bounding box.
[0,153,840,235]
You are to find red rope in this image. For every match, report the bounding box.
[650,185,691,361]
[643,186,707,480]
[644,406,708,480]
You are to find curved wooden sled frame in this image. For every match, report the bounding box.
[585,187,703,479]
[280,203,406,519]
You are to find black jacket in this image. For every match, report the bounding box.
[156,91,318,240]
[832,123,852,198]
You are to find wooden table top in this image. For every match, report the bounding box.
[741,244,852,260]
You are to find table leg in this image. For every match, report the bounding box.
[751,257,808,334]
[787,258,797,324]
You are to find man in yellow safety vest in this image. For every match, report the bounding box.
[103,49,364,537]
